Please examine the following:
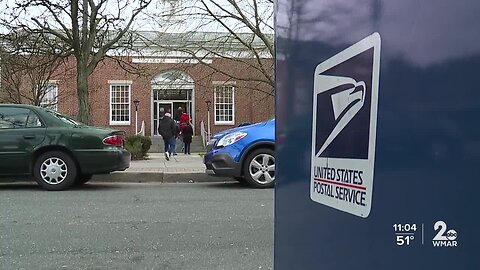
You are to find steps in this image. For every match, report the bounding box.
[149,136,205,153]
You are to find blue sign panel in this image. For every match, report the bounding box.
[275,1,480,269]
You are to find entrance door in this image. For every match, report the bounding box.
[151,83,194,136]
[173,102,187,122]
[154,102,173,135]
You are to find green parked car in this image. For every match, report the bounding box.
[0,104,131,190]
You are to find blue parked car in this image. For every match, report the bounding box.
[204,119,275,188]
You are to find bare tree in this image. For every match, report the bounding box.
[0,53,62,107]
[0,32,68,107]
[145,0,274,93]
[1,0,152,123]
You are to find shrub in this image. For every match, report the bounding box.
[125,135,152,160]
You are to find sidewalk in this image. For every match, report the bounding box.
[92,153,234,183]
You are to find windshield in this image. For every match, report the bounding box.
[46,110,83,126]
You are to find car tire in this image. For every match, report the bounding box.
[75,174,93,186]
[234,176,247,184]
[33,151,77,191]
[243,148,275,188]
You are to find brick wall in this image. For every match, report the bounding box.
[3,56,275,136]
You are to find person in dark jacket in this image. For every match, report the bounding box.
[171,120,180,155]
[181,121,194,155]
[157,113,176,160]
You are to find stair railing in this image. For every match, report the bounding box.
[200,120,207,147]
[136,120,145,136]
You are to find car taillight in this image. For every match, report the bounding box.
[103,135,124,147]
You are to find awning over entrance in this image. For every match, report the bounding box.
[151,70,194,88]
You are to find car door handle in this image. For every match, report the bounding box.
[23,135,36,139]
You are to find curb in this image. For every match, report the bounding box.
[91,172,234,183]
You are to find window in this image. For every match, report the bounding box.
[110,84,131,125]
[40,83,58,111]
[26,111,42,128]
[214,85,234,125]
[0,107,31,129]
[45,110,81,126]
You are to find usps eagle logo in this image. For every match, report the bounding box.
[315,76,367,158]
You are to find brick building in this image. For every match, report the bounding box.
[2,32,275,137]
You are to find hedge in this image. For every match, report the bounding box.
[125,135,152,160]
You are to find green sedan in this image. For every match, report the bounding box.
[0,104,131,190]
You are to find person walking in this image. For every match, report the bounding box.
[179,107,191,127]
[182,121,194,155]
[172,120,180,156]
[177,107,191,152]
[157,113,176,160]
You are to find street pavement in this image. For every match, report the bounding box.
[0,182,274,270]
[93,153,233,184]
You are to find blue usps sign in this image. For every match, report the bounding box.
[311,33,380,218]
[275,1,480,269]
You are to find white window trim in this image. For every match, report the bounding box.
[108,80,133,84]
[39,81,59,111]
[212,80,236,86]
[109,83,131,125]
[214,84,235,125]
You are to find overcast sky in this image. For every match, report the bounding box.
[0,0,274,34]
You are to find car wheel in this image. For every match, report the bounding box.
[75,174,93,186]
[33,151,77,191]
[243,148,275,188]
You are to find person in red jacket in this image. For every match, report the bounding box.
[177,107,191,152]
[179,107,191,129]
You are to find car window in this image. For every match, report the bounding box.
[26,110,43,128]
[45,110,82,126]
[0,107,30,129]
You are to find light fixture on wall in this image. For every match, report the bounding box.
[205,100,212,140]
[133,98,140,134]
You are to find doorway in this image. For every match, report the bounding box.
[153,102,172,136]
[172,102,191,122]
[151,70,195,136]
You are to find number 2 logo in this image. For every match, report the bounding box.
[433,221,457,241]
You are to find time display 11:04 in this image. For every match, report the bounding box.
[393,224,417,232]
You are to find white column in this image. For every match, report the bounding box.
[207,109,211,141]
[135,110,138,134]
